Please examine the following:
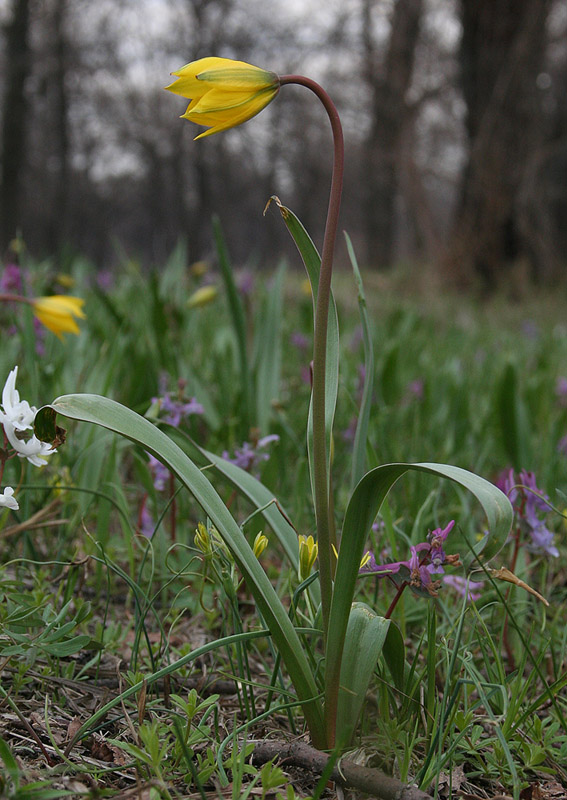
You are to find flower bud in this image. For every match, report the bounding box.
[298,534,318,582]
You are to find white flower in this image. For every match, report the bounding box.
[0,487,19,511]
[0,366,56,467]
[0,366,37,430]
[3,423,55,466]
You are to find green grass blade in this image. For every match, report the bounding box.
[35,394,325,747]
[344,232,375,489]
[213,216,252,435]
[255,263,285,434]
[0,735,20,788]
[496,361,531,469]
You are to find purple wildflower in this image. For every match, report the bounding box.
[556,377,567,407]
[443,575,484,602]
[407,545,437,590]
[96,269,114,291]
[222,434,279,473]
[428,520,455,573]
[527,521,559,557]
[407,379,425,401]
[0,263,23,293]
[519,470,551,514]
[342,416,357,443]
[139,502,155,538]
[349,327,363,351]
[236,269,254,297]
[152,388,204,427]
[147,453,170,492]
[557,435,567,456]
[33,317,46,357]
[160,393,204,426]
[223,441,256,471]
[497,468,558,557]
[359,525,460,598]
[290,331,310,351]
[521,319,539,340]
[496,468,518,505]
[301,365,312,386]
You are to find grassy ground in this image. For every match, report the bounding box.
[1,246,567,799]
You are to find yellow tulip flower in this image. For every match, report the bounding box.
[32,295,86,338]
[187,285,218,308]
[165,57,280,139]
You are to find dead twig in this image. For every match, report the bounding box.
[253,739,434,800]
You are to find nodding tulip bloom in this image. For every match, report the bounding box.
[32,295,86,338]
[165,57,280,139]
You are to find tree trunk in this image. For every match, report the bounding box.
[449,0,550,288]
[362,0,423,268]
[47,0,70,254]
[0,0,32,252]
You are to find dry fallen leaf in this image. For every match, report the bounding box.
[489,567,549,606]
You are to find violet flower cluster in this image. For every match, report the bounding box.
[497,468,558,557]
[0,263,24,293]
[152,391,204,428]
[359,520,461,597]
[146,380,204,492]
[222,434,280,473]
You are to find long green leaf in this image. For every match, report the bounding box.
[344,232,374,489]
[325,461,513,737]
[270,197,339,492]
[255,263,285,434]
[35,393,325,747]
[336,603,389,745]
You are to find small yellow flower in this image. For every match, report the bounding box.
[194,522,211,555]
[332,544,371,569]
[300,278,312,298]
[190,260,209,278]
[253,532,269,559]
[187,285,218,308]
[165,57,280,139]
[32,295,86,338]
[194,522,227,558]
[56,273,75,288]
[298,534,318,582]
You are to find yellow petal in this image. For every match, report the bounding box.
[193,89,279,139]
[188,87,265,114]
[32,295,86,338]
[168,57,276,94]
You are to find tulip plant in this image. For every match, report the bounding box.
[0,292,86,338]
[35,58,513,752]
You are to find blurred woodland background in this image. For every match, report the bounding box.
[0,0,566,287]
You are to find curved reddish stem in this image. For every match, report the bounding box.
[279,75,344,747]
